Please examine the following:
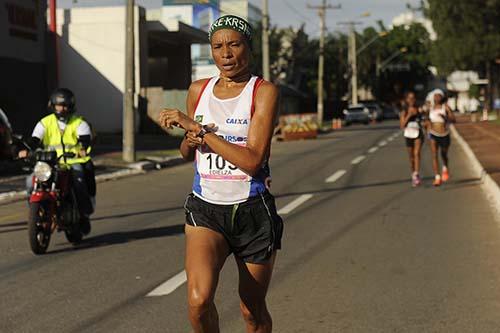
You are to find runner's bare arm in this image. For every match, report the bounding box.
[400,110,407,129]
[202,81,279,176]
[178,79,209,161]
[445,105,456,123]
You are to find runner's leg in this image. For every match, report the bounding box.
[441,146,449,169]
[185,225,230,333]
[236,253,276,333]
[413,138,422,174]
[430,139,439,175]
[406,146,415,173]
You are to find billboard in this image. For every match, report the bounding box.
[163,0,219,32]
[164,0,217,6]
[0,0,46,63]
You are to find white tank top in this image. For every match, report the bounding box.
[192,76,269,205]
[429,105,449,136]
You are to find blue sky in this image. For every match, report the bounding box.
[59,0,424,35]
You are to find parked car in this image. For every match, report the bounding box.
[343,105,371,126]
[363,102,384,122]
[381,103,400,120]
[0,108,14,160]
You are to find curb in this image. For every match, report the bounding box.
[0,155,185,206]
[451,125,500,215]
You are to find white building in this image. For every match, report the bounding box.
[156,0,262,81]
[54,4,207,132]
[0,0,48,133]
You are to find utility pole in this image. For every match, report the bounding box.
[262,0,270,81]
[49,0,59,85]
[308,1,341,127]
[123,0,135,162]
[349,24,358,105]
[338,21,362,105]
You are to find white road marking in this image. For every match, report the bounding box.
[147,270,187,297]
[325,169,347,183]
[378,140,387,147]
[278,194,314,215]
[351,155,366,165]
[368,146,378,154]
[387,136,394,142]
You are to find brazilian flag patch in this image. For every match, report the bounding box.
[195,115,203,123]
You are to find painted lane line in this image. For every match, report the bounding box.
[351,155,366,165]
[278,194,313,215]
[387,136,394,142]
[325,169,347,183]
[378,140,387,147]
[147,270,187,297]
[368,146,378,154]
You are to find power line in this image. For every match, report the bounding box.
[282,0,314,23]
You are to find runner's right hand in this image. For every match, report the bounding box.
[185,131,204,148]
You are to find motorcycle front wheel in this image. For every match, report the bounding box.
[28,202,51,255]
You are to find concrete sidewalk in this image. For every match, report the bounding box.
[453,115,500,213]
[454,115,500,186]
[0,133,185,203]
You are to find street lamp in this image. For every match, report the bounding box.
[375,47,408,99]
[378,47,408,73]
[356,30,388,56]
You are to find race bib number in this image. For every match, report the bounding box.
[198,152,249,181]
[404,121,420,139]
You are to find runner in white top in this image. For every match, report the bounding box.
[159,15,281,333]
[426,89,456,186]
[192,75,269,204]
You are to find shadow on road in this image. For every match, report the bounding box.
[0,221,26,228]
[92,206,184,222]
[0,206,185,235]
[338,124,400,132]
[50,223,185,254]
[274,177,482,199]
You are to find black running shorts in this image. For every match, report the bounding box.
[430,133,451,148]
[405,130,425,147]
[183,191,284,264]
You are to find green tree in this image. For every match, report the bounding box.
[426,0,500,105]
[356,23,432,101]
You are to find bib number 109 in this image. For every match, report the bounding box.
[207,154,237,170]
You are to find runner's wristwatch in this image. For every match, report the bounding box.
[196,124,212,138]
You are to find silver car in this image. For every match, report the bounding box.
[343,105,371,126]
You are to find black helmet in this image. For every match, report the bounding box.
[49,88,76,120]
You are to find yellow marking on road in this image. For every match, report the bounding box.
[0,212,25,224]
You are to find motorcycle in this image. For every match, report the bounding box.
[26,149,86,254]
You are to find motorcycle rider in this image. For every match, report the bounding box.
[19,88,96,235]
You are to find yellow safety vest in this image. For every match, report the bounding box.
[40,114,92,165]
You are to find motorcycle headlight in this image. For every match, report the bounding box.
[34,162,52,182]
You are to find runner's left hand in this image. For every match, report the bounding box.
[159,109,201,132]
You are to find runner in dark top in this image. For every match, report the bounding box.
[400,91,425,187]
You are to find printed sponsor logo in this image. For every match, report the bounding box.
[219,135,247,143]
[225,118,248,125]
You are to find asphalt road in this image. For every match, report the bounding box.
[1,121,499,332]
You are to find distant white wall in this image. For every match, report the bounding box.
[0,0,46,63]
[220,1,249,20]
[55,6,145,132]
